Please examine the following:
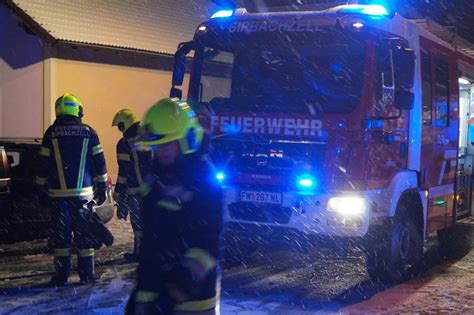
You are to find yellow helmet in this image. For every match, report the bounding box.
[138,98,203,155]
[112,109,139,133]
[55,93,83,118]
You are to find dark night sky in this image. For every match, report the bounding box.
[212,0,474,43]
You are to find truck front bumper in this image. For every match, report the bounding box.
[223,187,374,238]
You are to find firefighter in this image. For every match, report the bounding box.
[35,93,108,286]
[112,109,150,262]
[126,98,223,315]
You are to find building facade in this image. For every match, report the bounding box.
[0,0,215,176]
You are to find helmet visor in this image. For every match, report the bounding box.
[135,127,178,151]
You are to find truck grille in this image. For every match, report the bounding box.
[229,202,292,224]
[212,138,325,178]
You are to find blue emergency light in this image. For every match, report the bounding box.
[211,9,233,19]
[299,178,314,187]
[215,171,227,183]
[297,174,318,190]
[339,4,389,16]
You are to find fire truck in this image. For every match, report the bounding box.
[170,3,474,282]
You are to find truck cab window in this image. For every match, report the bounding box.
[200,48,234,104]
[421,51,432,125]
[434,58,449,127]
[194,29,366,115]
[374,47,395,115]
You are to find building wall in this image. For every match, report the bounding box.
[0,3,44,138]
[49,58,188,178]
[1,1,194,178]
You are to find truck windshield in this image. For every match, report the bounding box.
[194,25,367,114]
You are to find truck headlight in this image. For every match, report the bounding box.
[327,196,366,216]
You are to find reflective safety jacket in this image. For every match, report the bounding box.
[114,123,151,195]
[36,116,108,198]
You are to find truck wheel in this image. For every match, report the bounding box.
[367,214,422,283]
[437,224,472,260]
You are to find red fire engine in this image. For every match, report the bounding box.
[171,3,474,282]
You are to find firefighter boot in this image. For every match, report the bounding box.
[51,249,71,287]
[78,249,95,285]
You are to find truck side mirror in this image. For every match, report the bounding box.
[172,54,186,87]
[172,41,194,87]
[170,87,183,99]
[395,90,414,110]
[393,47,415,89]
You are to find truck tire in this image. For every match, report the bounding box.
[437,224,472,260]
[366,198,423,283]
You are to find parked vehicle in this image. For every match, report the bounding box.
[0,138,114,243]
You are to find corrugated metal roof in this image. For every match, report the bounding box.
[240,0,350,12]
[11,0,216,55]
[11,1,474,60]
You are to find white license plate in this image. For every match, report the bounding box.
[240,190,282,204]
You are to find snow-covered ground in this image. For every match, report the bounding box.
[0,217,473,314]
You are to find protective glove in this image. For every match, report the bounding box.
[86,198,98,212]
[94,191,107,206]
[116,200,129,220]
[113,191,121,202]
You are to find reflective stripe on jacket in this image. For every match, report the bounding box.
[115,123,151,195]
[36,115,107,197]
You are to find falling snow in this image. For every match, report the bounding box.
[1,0,474,314]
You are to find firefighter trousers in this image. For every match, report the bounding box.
[120,194,143,256]
[51,196,95,284]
